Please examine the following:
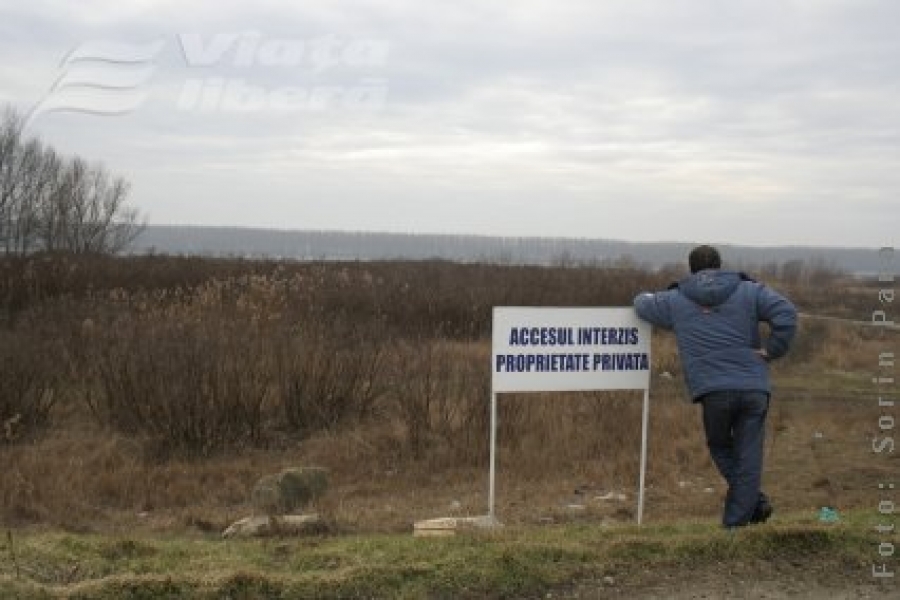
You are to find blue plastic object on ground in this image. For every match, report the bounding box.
[818,507,840,523]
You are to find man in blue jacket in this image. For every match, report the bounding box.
[633,245,797,528]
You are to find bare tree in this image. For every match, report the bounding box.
[57,158,143,254]
[0,107,25,251]
[0,105,145,255]
[7,139,61,254]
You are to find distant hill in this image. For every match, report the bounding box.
[132,225,883,275]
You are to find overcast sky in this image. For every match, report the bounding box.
[2,0,897,248]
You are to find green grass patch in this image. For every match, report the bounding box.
[0,510,890,599]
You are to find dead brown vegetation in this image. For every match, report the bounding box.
[0,253,888,532]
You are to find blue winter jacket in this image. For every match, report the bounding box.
[633,270,797,401]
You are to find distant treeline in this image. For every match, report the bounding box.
[133,225,879,276]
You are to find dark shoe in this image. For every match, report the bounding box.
[750,497,773,524]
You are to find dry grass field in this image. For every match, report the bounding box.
[0,254,896,597]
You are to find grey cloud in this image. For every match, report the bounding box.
[1,0,897,246]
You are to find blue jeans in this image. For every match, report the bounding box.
[700,390,770,527]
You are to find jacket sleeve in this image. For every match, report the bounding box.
[633,290,675,330]
[756,285,798,359]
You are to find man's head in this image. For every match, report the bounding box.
[689,245,722,273]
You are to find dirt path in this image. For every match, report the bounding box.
[551,559,895,599]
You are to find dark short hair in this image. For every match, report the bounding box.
[689,245,722,273]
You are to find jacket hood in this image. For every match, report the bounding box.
[676,269,746,308]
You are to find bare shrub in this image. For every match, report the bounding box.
[82,278,279,458]
[388,340,491,464]
[389,339,447,459]
[275,317,388,436]
[391,340,451,458]
[0,328,58,442]
[442,343,492,465]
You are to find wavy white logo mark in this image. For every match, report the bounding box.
[25,39,166,127]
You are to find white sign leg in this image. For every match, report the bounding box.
[637,388,650,525]
[488,391,498,520]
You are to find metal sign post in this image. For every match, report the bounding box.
[489,306,652,525]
